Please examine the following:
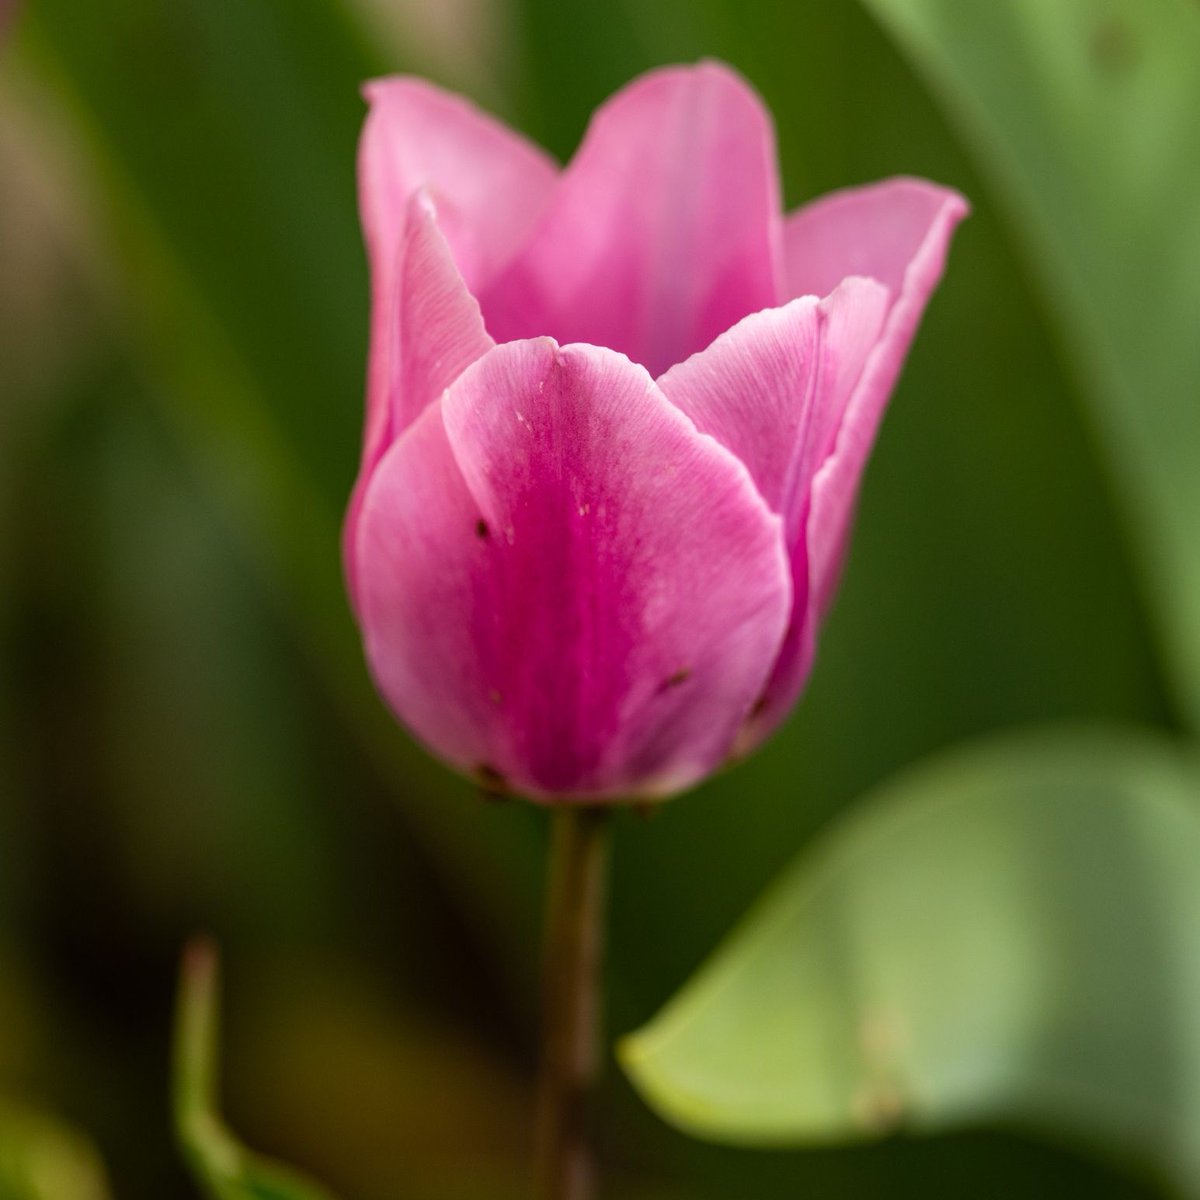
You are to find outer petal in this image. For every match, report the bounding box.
[360,76,558,293]
[659,279,890,741]
[658,279,890,527]
[345,191,494,611]
[676,176,965,748]
[356,339,791,801]
[357,76,556,476]
[782,177,968,305]
[784,179,968,617]
[478,63,782,379]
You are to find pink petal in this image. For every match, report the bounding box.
[782,177,968,304]
[659,278,890,741]
[478,63,782,379]
[786,179,968,618]
[355,75,556,531]
[658,279,890,527]
[676,174,964,744]
[360,76,558,294]
[345,191,494,612]
[355,339,791,801]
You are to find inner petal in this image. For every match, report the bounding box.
[476,63,783,377]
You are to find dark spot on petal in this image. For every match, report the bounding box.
[657,668,691,694]
[475,518,490,539]
[488,688,503,706]
[475,762,509,802]
[750,692,769,719]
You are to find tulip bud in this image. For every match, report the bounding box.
[345,62,966,802]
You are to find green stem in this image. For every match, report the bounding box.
[534,805,612,1200]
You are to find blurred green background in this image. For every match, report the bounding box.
[1,0,1197,1196]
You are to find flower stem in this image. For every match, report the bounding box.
[535,804,612,1200]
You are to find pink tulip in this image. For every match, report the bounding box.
[346,62,966,803]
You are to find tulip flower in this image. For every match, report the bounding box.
[345,62,966,803]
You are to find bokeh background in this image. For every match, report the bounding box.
[1,0,1197,1196]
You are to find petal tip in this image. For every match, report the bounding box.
[408,184,438,220]
[559,339,652,379]
[361,74,441,107]
[825,273,894,320]
[692,57,768,101]
[888,175,972,223]
[361,74,410,106]
[598,58,771,122]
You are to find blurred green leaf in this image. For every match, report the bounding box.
[854,0,1200,728]
[621,728,1200,1192]
[20,0,375,495]
[174,940,340,1200]
[17,0,543,1000]
[0,1101,111,1200]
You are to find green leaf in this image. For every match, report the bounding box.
[0,1103,111,1200]
[851,0,1200,728]
[174,940,341,1200]
[621,728,1200,1191]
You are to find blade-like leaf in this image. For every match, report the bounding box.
[174,940,340,1200]
[0,1103,111,1200]
[853,0,1200,727]
[621,728,1200,1191]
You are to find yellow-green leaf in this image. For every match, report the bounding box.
[0,1103,111,1200]
[622,729,1200,1192]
